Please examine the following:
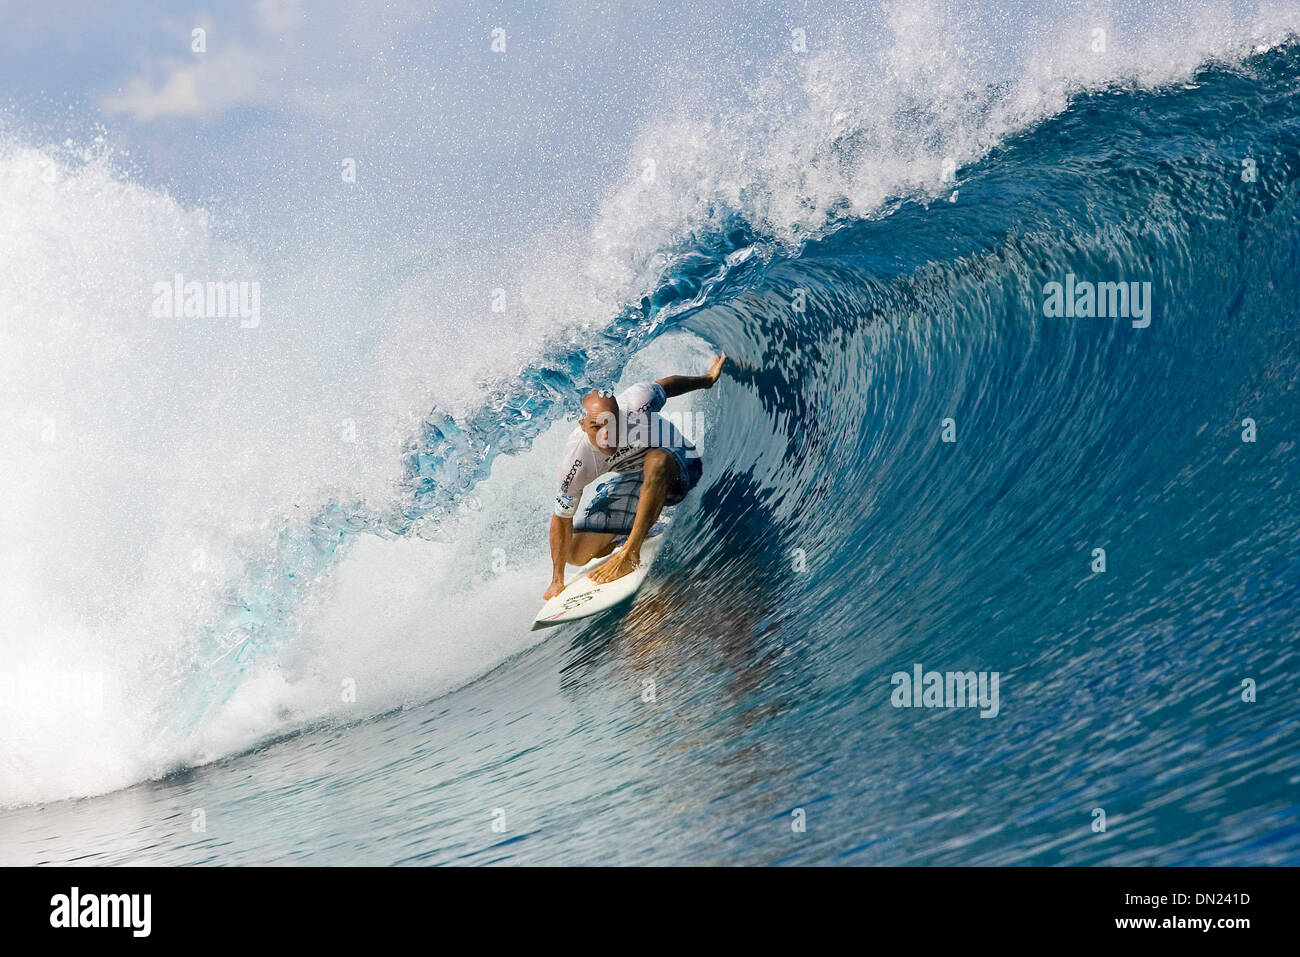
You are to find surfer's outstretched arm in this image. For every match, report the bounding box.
[655,353,726,398]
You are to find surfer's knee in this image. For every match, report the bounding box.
[568,532,615,564]
[567,536,593,563]
[642,448,673,482]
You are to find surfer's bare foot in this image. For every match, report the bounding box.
[590,546,639,584]
[543,578,565,600]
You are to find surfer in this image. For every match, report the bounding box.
[543,354,726,598]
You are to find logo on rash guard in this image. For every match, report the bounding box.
[556,493,576,512]
[561,458,582,491]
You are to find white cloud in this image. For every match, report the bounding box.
[102,65,204,121]
[102,44,275,121]
[99,0,425,124]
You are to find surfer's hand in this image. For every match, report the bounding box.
[543,578,565,600]
[705,353,726,385]
[590,545,639,584]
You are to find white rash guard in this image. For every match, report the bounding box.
[553,381,697,518]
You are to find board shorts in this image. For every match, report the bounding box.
[572,449,703,534]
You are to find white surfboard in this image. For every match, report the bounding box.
[530,531,666,631]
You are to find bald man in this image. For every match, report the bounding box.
[544,354,725,599]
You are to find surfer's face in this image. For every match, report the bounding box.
[581,404,618,453]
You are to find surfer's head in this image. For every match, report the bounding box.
[579,389,619,453]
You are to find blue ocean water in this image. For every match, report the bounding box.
[3,42,1299,865]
